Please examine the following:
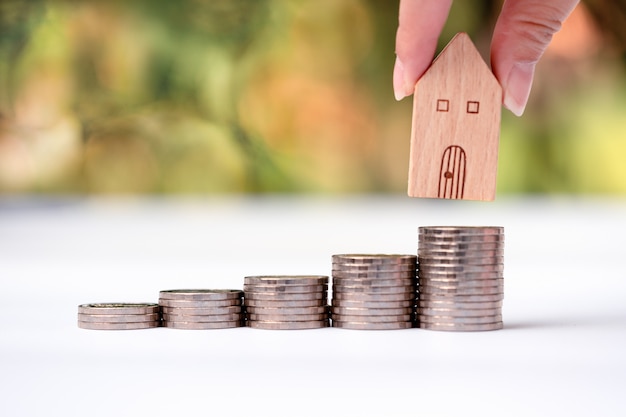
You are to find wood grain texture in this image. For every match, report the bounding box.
[407,32,502,201]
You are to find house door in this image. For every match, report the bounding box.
[438,145,466,199]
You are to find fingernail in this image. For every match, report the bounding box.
[393,56,407,101]
[503,63,535,117]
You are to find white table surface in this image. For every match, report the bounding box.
[1,195,625,417]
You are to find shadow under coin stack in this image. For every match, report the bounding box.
[159,290,244,329]
[243,276,330,330]
[330,254,417,330]
[417,226,504,331]
[77,303,161,330]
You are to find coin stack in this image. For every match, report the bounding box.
[159,289,244,330]
[330,254,417,330]
[417,226,504,331]
[243,275,330,330]
[77,303,161,330]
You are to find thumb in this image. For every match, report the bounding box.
[491,0,579,116]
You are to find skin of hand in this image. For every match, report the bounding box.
[393,0,580,116]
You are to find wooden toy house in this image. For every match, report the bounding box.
[407,32,502,201]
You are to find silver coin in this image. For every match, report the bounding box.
[78,303,159,315]
[159,299,242,308]
[162,320,243,330]
[418,321,503,331]
[244,275,328,286]
[248,320,329,330]
[418,248,505,257]
[77,313,160,323]
[418,300,503,309]
[160,305,242,315]
[332,321,412,330]
[332,292,415,302]
[417,307,501,317]
[244,298,327,308]
[417,271,504,280]
[332,276,416,285]
[418,293,504,302]
[332,254,416,264]
[78,321,160,330]
[331,313,412,323]
[418,264,504,273]
[332,272,416,281]
[418,285,503,295]
[419,314,503,324]
[418,256,504,266]
[418,242,504,252]
[244,305,328,315]
[419,226,503,235]
[331,299,414,309]
[244,291,327,301]
[332,264,416,272]
[418,277,504,287]
[332,285,416,294]
[243,284,327,294]
[419,235,504,244]
[331,306,413,316]
[162,313,244,323]
[158,289,243,301]
[246,313,328,321]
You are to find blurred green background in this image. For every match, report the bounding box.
[1,0,625,194]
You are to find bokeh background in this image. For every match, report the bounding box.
[0,0,625,195]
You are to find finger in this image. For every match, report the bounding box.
[491,0,579,116]
[394,0,453,101]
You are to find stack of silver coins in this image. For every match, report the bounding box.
[330,254,417,330]
[77,303,161,330]
[417,226,504,331]
[243,275,330,330]
[159,289,244,330]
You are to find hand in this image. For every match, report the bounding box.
[393,0,580,116]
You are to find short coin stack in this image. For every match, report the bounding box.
[159,289,244,330]
[331,254,417,330]
[417,226,504,331]
[243,275,330,330]
[77,303,161,330]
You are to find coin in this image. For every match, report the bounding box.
[418,256,504,265]
[162,313,244,322]
[417,300,503,309]
[332,264,416,272]
[158,299,242,308]
[331,321,413,330]
[78,303,159,315]
[419,235,504,243]
[77,313,160,323]
[418,242,503,251]
[243,284,327,294]
[332,276,416,286]
[419,293,503,302]
[332,270,416,279]
[331,299,414,309]
[418,314,502,324]
[158,289,243,301]
[247,320,329,330]
[330,306,413,316]
[160,305,243,315]
[246,313,328,322]
[418,321,503,331]
[418,285,503,295]
[332,256,416,266]
[331,314,412,323]
[243,291,327,301]
[418,248,504,257]
[162,321,243,330]
[419,227,503,236]
[332,292,415,302]
[418,277,504,287]
[244,275,328,286]
[78,321,160,330]
[417,271,503,280]
[244,305,328,315]
[332,285,416,294]
[418,264,504,273]
[243,298,327,308]
[416,307,500,317]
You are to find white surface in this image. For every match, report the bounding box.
[1,195,625,417]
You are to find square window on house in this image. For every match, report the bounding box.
[436,99,449,112]
[467,101,480,114]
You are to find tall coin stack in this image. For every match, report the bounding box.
[417,226,504,331]
[159,289,244,330]
[243,275,330,330]
[78,303,161,330]
[330,254,417,330]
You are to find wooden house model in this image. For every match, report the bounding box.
[407,32,502,201]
